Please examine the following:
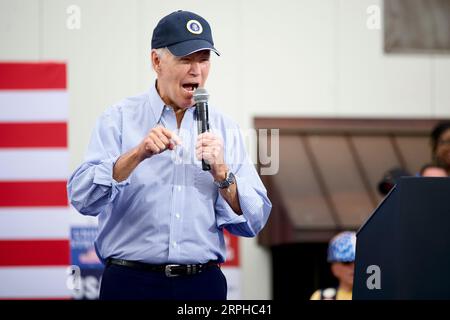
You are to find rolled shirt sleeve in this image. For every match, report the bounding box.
[67,106,130,216]
[214,124,272,237]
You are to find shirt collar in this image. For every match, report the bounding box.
[148,80,197,127]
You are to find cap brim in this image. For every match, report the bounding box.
[167,39,220,57]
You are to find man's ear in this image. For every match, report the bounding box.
[151,50,161,73]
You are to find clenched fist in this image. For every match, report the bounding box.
[139,126,182,159]
[113,126,181,182]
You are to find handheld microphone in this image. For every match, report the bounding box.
[193,87,211,171]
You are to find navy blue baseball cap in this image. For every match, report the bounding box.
[151,10,220,57]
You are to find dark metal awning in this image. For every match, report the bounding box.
[255,118,446,246]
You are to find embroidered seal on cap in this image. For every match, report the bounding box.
[186,20,203,34]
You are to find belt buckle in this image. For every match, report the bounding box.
[165,264,180,277]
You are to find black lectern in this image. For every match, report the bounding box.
[353,177,450,299]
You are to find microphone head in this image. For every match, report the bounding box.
[193,87,209,104]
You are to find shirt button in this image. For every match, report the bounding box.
[165,106,170,111]
[175,213,180,219]
[172,241,177,247]
[177,186,182,192]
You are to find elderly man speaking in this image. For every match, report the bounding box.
[67,10,272,300]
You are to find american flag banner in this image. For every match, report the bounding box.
[0,62,71,299]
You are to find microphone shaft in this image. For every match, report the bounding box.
[197,102,211,171]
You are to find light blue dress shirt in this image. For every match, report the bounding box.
[67,84,272,264]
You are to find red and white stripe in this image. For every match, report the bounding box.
[0,62,70,299]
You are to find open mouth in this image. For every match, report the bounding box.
[182,82,199,94]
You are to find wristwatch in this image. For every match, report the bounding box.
[214,171,236,189]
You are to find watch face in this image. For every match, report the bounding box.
[215,171,235,188]
[227,172,235,183]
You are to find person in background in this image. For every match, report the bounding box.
[430,121,450,176]
[419,163,448,177]
[310,231,356,300]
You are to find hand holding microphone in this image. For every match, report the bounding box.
[194,88,227,176]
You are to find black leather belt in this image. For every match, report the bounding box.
[107,258,219,277]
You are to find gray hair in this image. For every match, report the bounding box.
[152,47,171,73]
[154,47,170,59]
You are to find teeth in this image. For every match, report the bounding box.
[182,84,198,93]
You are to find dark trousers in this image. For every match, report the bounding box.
[99,263,228,300]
